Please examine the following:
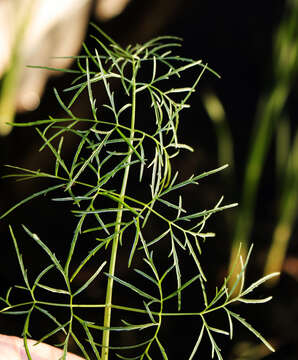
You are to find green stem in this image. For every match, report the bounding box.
[101,59,137,360]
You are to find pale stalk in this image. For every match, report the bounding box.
[101,59,137,360]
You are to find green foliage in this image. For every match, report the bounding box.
[0,24,278,359]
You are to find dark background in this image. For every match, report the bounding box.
[1,1,297,359]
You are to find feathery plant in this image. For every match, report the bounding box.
[0,24,278,359]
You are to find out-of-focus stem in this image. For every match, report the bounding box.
[0,0,36,136]
[264,132,298,285]
[228,0,298,288]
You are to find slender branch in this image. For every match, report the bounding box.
[101,58,137,360]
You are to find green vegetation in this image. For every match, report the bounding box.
[0,25,278,359]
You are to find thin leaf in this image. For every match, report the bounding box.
[71,331,92,360]
[134,269,158,286]
[22,225,66,281]
[70,241,107,282]
[35,320,70,345]
[156,337,168,360]
[32,265,55,292]
[53,88,75,118]
[229,310,275,352]
[66,130,113,190]
[115,127,144,163]
[240,272,280,297]
[143,301,156,324]
[77,316,101,359]
[237,296,273,304]
[73,261,106,296]
[188,324,205,360]
[9,226,30,290]
[35,305,67,336]
[36,283,69,295]
[105,274,159,302]
[164,274,200,301]
[223,307,233,340]
[0,184,65,219]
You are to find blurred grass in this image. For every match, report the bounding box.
[231,0,298,282]
[203,0,298,288]
[264,129,298,284]
[202,91,235,176]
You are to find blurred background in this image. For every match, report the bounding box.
[0,0,298,359]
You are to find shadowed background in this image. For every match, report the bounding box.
[0,1,297,359]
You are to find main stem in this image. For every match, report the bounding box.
[101,60,137,360]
